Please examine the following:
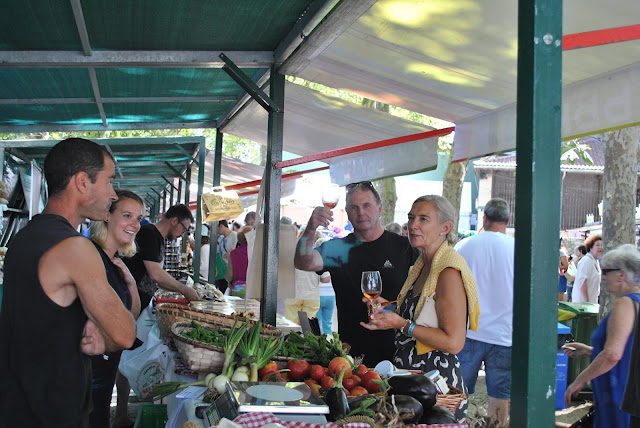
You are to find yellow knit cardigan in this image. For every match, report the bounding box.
[395,240,480,355]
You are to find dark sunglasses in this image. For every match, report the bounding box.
[602,268,619,275]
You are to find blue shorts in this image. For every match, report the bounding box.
[559,275,567,292]
[457,338,511,399]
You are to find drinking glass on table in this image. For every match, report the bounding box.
[361,271,382,315]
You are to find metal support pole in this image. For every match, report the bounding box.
[511,1,563,426]
[181,167,192,254]
[161,190,166,214]
[209,130,224,284]
[177,177,182,204]
[260,67,285,326]
[0,147,5,181]
[169,181,174,207]
[192,137,206,283]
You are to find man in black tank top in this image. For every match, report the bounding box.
[0,139,137,427]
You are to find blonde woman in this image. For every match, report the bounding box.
[88,189,144,428]
[362,195,480,422]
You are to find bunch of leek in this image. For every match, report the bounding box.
[235,322,283,381]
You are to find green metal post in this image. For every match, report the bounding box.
[0,148,4,181]
[161,191,166,214]
[209,130,224,284]
[181,166,192,254]
[177,178,182,204]
[169,181,174,207]
[260,66,284,326]
[511,1,563,426]
[192,137,206,283]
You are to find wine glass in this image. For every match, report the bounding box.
[322,183,340,209]
[361,271,382,315]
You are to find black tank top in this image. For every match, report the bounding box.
[0,214,92,427]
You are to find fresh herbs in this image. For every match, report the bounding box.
[278,331,347,366]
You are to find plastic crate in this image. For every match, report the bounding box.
[133,404,168,428]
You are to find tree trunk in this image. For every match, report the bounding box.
[373,177,397,226]
[599,127,640,320]
[442,141,468,239]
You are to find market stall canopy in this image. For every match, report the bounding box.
[289,0,640,162]
[222,81,439,185]
[0,137,202,202]
[189,151,297,208]
[0,0,324,132]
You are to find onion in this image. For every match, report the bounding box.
[212,374,230,394]
[231,370,250,382]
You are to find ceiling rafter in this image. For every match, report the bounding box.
[0,51,274,68]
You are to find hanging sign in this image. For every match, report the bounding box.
[201,188,245,222]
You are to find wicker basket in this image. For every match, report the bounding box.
[435,385,467,414]
[156,303,281,339]
[171,322,226,372]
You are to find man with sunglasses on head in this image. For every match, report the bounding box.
[295,181,418,366]
[124,204,200,309]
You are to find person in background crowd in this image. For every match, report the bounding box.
[565,246,587,302]
[217,219,237,260]
[559,238,569,301]
[199,225,211,283]
[88,189,144,428]
[232,221,241,232]
[0,138,137,426]
[314,237,335,334]
[401,223,409,237]
[385,222,402,235]
[226,226,253,297]
[455,198,514,428]
[295,181,419,366]
[572,235,602,303]
[284,217,321,324]
[124,204,199,309]
[244,211,256,227]
[564,244,640,427]
[361,195,480,423]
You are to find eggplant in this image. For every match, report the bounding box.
[388,374,438,411]
[325,366,350,421]
[389,394,423,424]
[420,405,456,424]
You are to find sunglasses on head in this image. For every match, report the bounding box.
[346,181,375,191]
[602,268,619,275]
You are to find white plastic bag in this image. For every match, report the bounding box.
[119,325,173,399]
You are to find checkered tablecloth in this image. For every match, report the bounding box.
[219,412,468,428]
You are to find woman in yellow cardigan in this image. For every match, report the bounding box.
[362,195,480,422]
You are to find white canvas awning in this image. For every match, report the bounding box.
[223,81,440,184]
[283,0,640,161]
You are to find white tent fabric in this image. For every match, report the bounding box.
[291,0,640,162]
[189,152,297,208]
[223,81,440,184]
[455,62,640,160]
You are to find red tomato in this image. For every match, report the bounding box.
[287,359,311,381]
[321,375,336,390]
[304,379,318,388]
[350,375,361,386]
[342,377,356,391]
[360,370,382,393]
[328,357,352,379]
[350,386,369,397]
[258,361,279,378]
[354,364,369,377]
[310,365,326,381]
[308,383,322,396]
